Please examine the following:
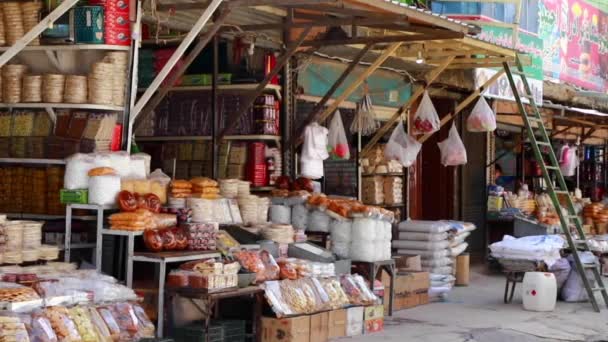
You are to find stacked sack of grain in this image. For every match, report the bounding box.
[393,220,475,300]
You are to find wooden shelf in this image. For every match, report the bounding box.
[251,186,275,192]
[136,135,281,142]
[362,173,404,177]
[7,213,96,221]
[0,103,123,111]
[0,44,130,52]
[0,158,65,165]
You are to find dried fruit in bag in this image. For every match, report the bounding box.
[437,123,467,166]
[384,121,421,168]
[143,229,163,252]
[412,91,440,134]
[467,96,496,132]
[43,306,82,342]
[68,306,100,342]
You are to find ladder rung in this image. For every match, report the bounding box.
[528,117,543,122]
[584,263,599,269]
[536,141,552,146]
[546,166,560,170]
[521,94,535,100]
[554,190,569,194]
[566,215,580,220]
[592,287,605,292]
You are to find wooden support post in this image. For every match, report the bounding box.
[581,128,597,142]
[418,69,505,144]
[291,43,374,147]
[131,0,225,123]
[551,126,575,139]
[217,26,313,139]
[360,56,455,158]
[312,42,403,128]
[132,6,232,129]
[0,0,79,68]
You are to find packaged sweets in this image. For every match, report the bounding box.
[42,306,82,342]
[29,310,59,342]
[320,277,350,309]
[88,307,113,342]
[352,274,378,305]
[68,306,100,342]
[263,281,295,318]
[96,307,121,341]
[132,304,155,338]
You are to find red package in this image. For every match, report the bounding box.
[105,11,130,29]
[105,26,131,46]
[105,0,129,14]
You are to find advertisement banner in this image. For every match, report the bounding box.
[474,24,544,104]
[538,0,608,91]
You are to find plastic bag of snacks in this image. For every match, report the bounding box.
[132,304,155,338]
[277,258,299,280]
[0,315,30,342]
[306,277,331,311]
[352,274,378,305]
[385,120,422,168]
[467,96,496,132]
[96,306,121,341]
[320,277,350,309]
[327,110,350,160]
[43,306,82,341]
[260,250,280,281]
[339,275,366,305]
[29,310,59,342]
[108,303,140,340]
[88,307,114,342]
[69,306,101,342]
[412,91,440,134]
[234,250,279,283]
[437,123,467,166]
[280,280,313,314]
[263,281,296,317]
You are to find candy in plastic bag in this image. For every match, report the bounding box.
[327,110,350,160]
[384,121,421,168]
[413,91,440,134]
[437,123,467,166]
[467,97,496,132]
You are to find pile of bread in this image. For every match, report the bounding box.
[170,178,220,200]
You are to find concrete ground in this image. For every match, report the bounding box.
[345,267,608,342]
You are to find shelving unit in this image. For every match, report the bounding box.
[0,103,124,111]
[0,44,131,52]
[133,250,222,337]
[135,134,281,142]
[7,213,96,221]
[65,203,117,263]
[0,158,65,164]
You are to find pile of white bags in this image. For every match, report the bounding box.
[64,152,151,190]
[348,218,391,262]
[489,235,565,267]
[394,220,475,299]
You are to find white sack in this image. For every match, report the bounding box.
[397,249,449,258]
[308,210,330,232]
[392,240,449,251]
[398,220,452,233]
[270,205,292,224]
[350,242,376,262]
[352,218,377,242]
[108,152,131,178]
[332,242,350,259]
[561,252,597,302]
[292,204,309,230]
[330,219,352,243]
[421,257,453,267]
[398,231,448,241]
[64,153,94,190]
[88,175,121,205]
[450,242,468,257]
[422,266,453,275]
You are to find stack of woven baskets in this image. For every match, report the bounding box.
[106,51,129,106]
[0,1,42,46]
[88,61,114,105]
[2,64,28,103]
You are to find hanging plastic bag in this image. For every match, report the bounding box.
[300,123,329,180]
[351,94,379,136]
[384,120,421,167]
[437,123,467,166]
[327,110,350,160]
[413,91,440,134]
[467,97,496,132]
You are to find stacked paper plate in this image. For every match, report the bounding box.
[22,75,42,102]
[38,245,59,261]
[88,62,114,105]
[64,75,88,103]
[42,74,65,103]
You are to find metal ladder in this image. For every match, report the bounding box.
[503,55,608,312]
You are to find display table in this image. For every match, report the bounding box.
[166,286,264,342]
[133,250,222,337]
[352,259,395,316]
[65,203,116,263]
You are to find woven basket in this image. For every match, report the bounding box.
[1,64,27,104]
[0,9,6,46]
[21,1,41,46]
[42,74,65,103]
[88,62,114,105]
[2,2,24,46]
[22,75,42,102]
[63,75,88,103]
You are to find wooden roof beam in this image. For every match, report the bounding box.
[300,31,464,47]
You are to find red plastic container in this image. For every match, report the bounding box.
[104,0,129,14]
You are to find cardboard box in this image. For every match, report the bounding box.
[328,309,346,339]
[261,316,310,342]
[394,292,430,311]
[395,254,421,272]
[394,272,430,295]
[364,318,384,334]
[346,307,363,337]
[310,312,329,342]
[364,305,384,321]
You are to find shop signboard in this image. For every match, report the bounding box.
[473,24,544,104]
[538,0,608,92]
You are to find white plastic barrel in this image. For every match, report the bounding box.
[522,272,557,312]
